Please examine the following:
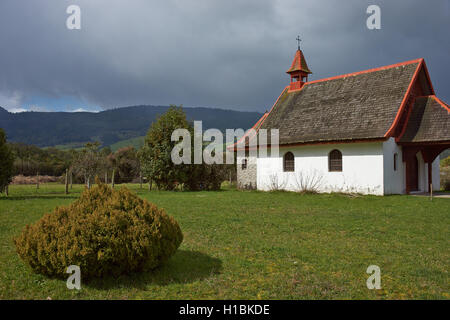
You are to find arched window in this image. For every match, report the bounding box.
[394,153,398,171]
[328,149,342,172]
[283,152,295,172]
[241,158,248,170]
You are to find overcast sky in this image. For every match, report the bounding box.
[0,0,449,113]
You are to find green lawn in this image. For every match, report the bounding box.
[0,184,449,299]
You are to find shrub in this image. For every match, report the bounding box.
[443,180,450,191]
[0,128,14,193]
[294,170,325,194]
[441,156,450,168]
[441,165,450,191]
[267,174,287,191]
[108,147,140,184]
[14,182,183,279]
[184,163,227,191]
[12,175,60,185]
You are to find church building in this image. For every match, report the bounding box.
[235,47,450,195]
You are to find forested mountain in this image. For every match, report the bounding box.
[0,106,9,116]
[0,105,263,147]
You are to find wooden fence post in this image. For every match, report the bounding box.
[36,172,40,189]
[65,169,69,195]
[112,169,115,189]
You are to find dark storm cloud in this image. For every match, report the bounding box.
[0,0,449,112]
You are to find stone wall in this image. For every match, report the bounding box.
[237,156,257,190]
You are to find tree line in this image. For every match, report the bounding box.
[0,106,236,194]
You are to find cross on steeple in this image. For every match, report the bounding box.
[286,39,312,91]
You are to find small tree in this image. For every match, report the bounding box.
[72,142,103,189]
[107,147,140,184]
[140,106,228,191]
[100,146,112,183]
[140,106,190,190]
[0,128,15,194]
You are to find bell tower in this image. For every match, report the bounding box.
[287,36,312,91]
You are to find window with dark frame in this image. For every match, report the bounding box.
[242,158,247,170]
[394,153,398,171]
[283,152,295,172]
[328,149,342,172]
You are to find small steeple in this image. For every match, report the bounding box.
[287,36,312,91]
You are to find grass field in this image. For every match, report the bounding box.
[109,136,145,152]
[0,183,449,300]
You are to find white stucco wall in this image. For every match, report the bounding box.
[382,138,405,194]
[432,158,441,191]
[257,142,385,195]
[380,137,441,193]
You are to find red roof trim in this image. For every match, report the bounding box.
[420,59,435,95]
[384,59,424,138]
[237,113,266,142]
[286,58,428,139]
[232,58,439,151]
[432,95,450,113]
[227,86,288,152]
[395,95,449,142]
[268,86,289,113]
[305,58,423,85]
[395,96,418,142]
[226,112,267,151]
[288,82,307,93]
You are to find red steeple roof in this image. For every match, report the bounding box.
[286,49,312,75]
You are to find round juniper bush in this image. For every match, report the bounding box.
[14,181,183,279]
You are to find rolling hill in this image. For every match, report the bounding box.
[0,105,263,148]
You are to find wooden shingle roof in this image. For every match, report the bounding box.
[398,96,450,143]
[260,59,425,145]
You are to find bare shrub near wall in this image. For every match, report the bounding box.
[268,174,287,191]
[294,170,324,194]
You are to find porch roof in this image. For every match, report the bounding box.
[398,95,450,144]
